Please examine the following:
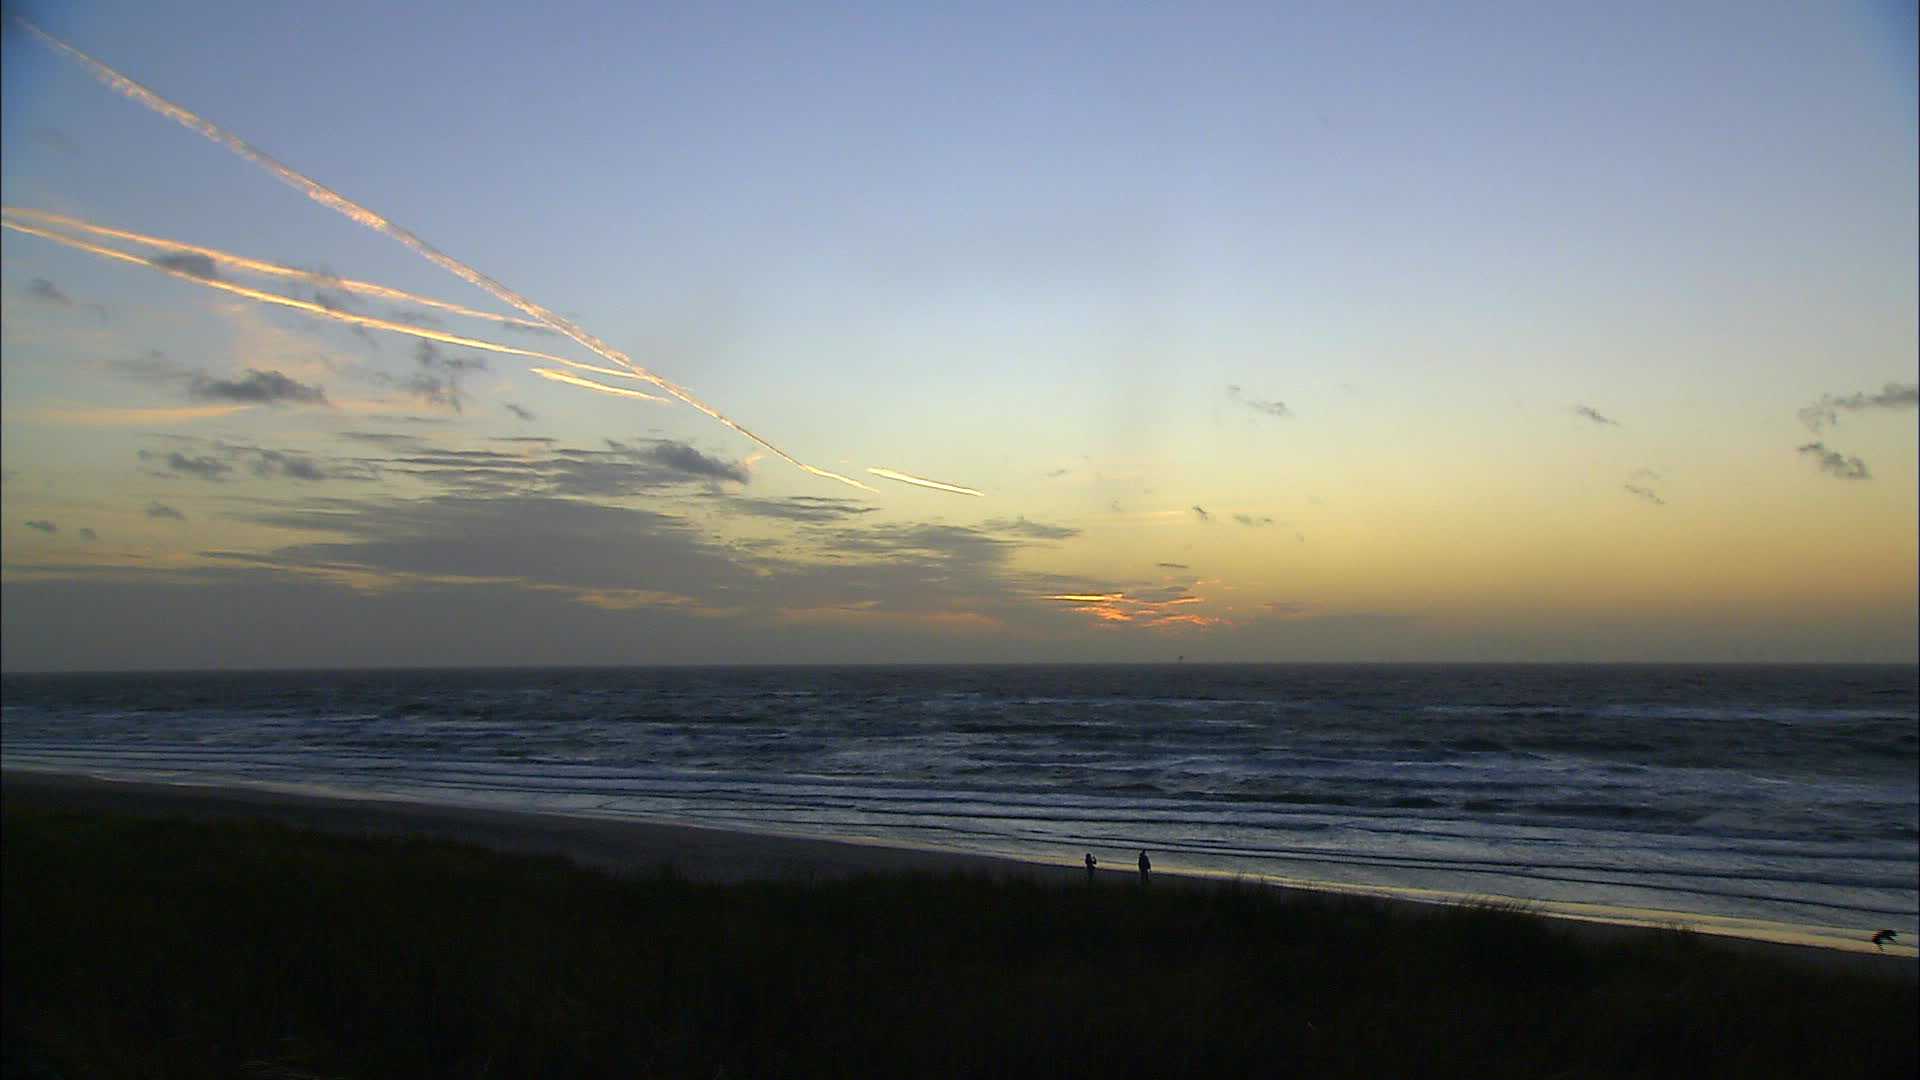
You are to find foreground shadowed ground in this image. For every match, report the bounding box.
[3,801,1914,1079]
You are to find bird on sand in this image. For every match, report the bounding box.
[1870,929,1897,950]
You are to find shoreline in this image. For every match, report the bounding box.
[5,767,1913,981]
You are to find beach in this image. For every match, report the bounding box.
[3,769,1061,885]
[8,769,1912,980]
[9,767,1919,1078]
[8,664,1914,956]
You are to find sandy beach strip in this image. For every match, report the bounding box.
[5,768,1912,982]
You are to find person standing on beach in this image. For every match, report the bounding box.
[1085,852,1098,883]
[1138,850,1151,886]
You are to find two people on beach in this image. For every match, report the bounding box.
[1084,850,1151,885]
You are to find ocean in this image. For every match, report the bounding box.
[4,664,1915,947]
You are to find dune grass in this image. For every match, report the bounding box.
[3,800,1913,1079]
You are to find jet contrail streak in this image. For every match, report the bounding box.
[2,206,548,330]
[3,217,581,366]
[530,368,668,402]
[866,467,985,497]
[545,359,665,383]
[16,18,876,494]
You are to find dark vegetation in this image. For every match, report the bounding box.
[4,801,1914,1079]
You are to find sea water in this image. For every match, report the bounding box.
[5,664,1914,948]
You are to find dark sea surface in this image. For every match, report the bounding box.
[5,664,1916,942]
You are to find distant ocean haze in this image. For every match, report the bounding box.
[4,664,1914,943]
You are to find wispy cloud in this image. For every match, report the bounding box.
[249,448,330,482]
[504,403,535,421]
[390,372,457,411]
[1797,382,1919,433]
[24,520,58,533]
[725,496,877,523]
[146,502,186,520]
[329,436,748,498]
[1226,384,1290,419]
[339,432,426,448]
[415,340,487,374]
[140,441,376,485]
[1624,468,1666,505]
[102,352,330,411]
[1623,484,1665,505]
[1156,562,1189,570]
[377,341,491,413]
[141,450,233,481]
[23,278,70,305]
[311,287,361,314]
[1233,514,1274,527]
[1573,404,1619,426]
[822,522,1018,565]
[188,368,328,406]
[1797,442,1870,480]
[78,528,98,542]
[213,496,1076,631]
[639,440,750,484]
[387,308,444,328]
[150,251,220,280]
[982,516,1080,540]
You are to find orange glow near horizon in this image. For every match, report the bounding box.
[1048,591,1221,630]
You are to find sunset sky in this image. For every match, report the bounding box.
[3,2,1915,669]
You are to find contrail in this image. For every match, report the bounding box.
[866,467,985,497]
[3,206,548,330]
[7,215,688,400]
[4,217,580,367]
[530,368,668,402]
[543,359,666,384]
[16,18,875,494]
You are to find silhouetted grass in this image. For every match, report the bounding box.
[4,801,1913,1079]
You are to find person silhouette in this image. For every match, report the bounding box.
[1872,929,1897,950]
[1138,849,1151,886]
[1085,852,1098,883]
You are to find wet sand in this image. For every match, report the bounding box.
[6,768,1912,981]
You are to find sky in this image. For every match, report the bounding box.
[2,1,1915,669]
